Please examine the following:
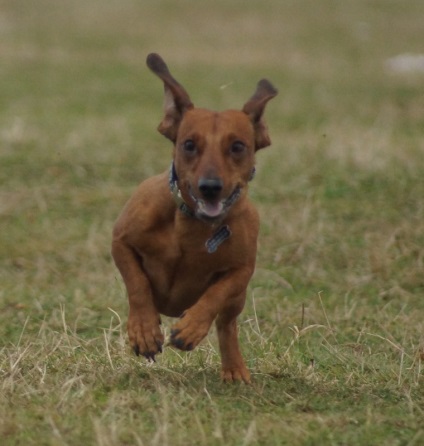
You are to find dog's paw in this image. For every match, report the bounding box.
[169,311,212,351]
[221,366,251,384]
[128,314,164,361]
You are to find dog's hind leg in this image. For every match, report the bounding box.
[215,297,251,384]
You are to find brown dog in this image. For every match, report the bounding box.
[112,53,277,383]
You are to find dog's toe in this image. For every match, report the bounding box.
[170,329,195,351]
[221,367,251,384]
[143,351,157,362]
[130,329,164,361]
[170,336,185,350]
[170,328,187,349]
[170,328,180,337]
[169,311,212,352]
[133,345,141,356]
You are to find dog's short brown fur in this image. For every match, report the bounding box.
[112,54,277,383]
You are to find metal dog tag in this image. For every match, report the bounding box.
[205,225,232,253]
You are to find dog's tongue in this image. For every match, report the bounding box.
[199,201,224,218]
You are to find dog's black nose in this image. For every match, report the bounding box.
[198,177,223,200]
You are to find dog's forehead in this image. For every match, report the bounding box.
[180,108,253,137]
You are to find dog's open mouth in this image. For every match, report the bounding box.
[190,187,241,222]
[196,200,225,219]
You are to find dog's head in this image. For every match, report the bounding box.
[147,53,277,223]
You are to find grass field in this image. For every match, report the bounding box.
[1,0,423,444]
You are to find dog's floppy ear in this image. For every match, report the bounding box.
[147,53,194,142]
[242,79,278,150]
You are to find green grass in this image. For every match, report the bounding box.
[1,0,423,444]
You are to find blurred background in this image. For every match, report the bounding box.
[1,0,422,309]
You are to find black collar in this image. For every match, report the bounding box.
[168,162,196,218]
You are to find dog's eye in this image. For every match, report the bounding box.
[230,141,246,155]
[182,139,196,155]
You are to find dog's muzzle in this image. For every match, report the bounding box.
[191,186,241,222]
[168,163,243,223]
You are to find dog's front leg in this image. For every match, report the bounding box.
[170,267,252,381]
[111,240,164,360]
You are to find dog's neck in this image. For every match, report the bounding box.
[168,162,196,218]
[168,162,242,253]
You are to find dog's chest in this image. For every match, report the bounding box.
[139,226,237,316]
